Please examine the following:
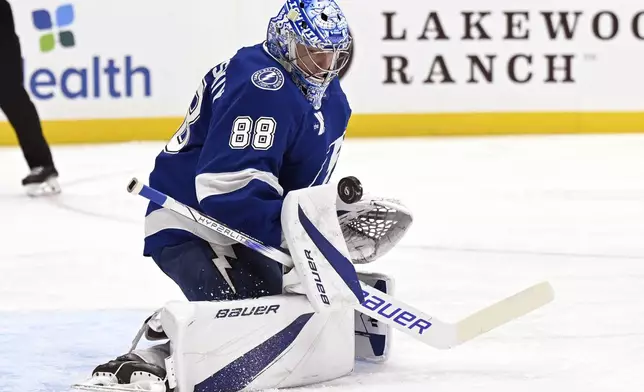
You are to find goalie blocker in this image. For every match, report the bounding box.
[73,182,410,392]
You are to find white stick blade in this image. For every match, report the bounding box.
[455,281,555,345]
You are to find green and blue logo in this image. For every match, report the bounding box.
[32,4,76,52]
[26,3,152,100]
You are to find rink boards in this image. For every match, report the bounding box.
[2,112,644,145]
[1,0,644,143]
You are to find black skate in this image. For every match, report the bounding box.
[22,166,61,196]
[72,353,170,392]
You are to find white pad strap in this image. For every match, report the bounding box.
[164,356,177,390]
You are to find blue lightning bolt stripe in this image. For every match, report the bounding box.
[297,204,364,303]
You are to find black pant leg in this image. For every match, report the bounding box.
[0,33,54,169]
[153,240,283,302]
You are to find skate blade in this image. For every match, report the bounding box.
[71,381,165,392]
[71,384,141,392]
[25,178,61,197]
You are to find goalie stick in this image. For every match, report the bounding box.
[127,177,554,350]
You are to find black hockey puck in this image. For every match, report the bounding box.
[338,176,363,204]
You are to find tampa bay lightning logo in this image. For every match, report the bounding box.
[251,67,285,91]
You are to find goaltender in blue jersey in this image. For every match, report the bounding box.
[142,0,352,303]
[78,3,404,390]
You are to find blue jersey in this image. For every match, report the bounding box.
[143,43,351,259]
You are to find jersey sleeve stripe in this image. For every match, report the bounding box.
[195,169,284,202]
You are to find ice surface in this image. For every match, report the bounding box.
[2,135,644,391]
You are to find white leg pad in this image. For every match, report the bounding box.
[355,271,395,362]
[160,294,354,391]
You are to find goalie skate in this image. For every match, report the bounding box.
[71,353,169,392]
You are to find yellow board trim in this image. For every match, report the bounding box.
[1,112,644,145]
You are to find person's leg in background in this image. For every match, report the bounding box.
[0,0,60,195]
